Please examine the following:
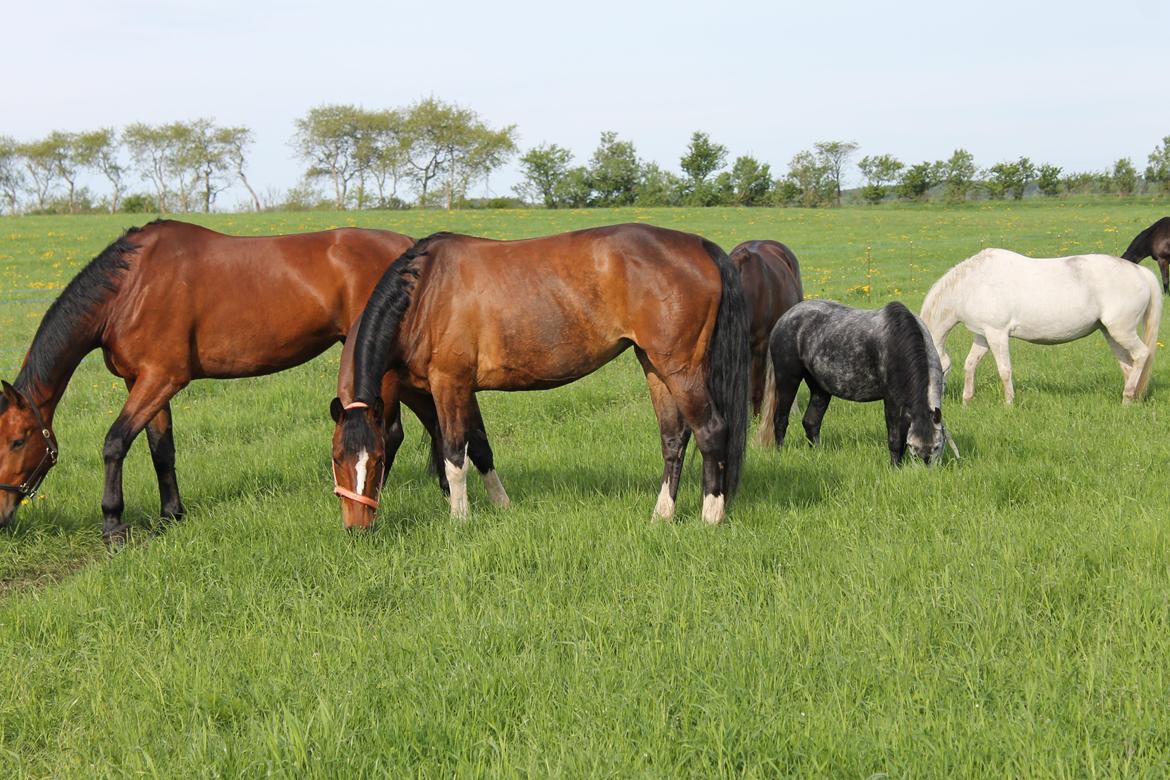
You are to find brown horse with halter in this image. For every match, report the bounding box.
[1123,216,1170,294]
[727,240,803,421]
[333,317,507,508]
[0,219,415,542]
[331,223,750,529]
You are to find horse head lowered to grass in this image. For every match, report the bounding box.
[758,300,957,466]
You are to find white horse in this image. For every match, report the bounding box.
[920,248,1163,405]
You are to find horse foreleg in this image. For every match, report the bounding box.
[883,399,910,466]
[962,336,990,405]
[802,381,832,446]
[143,403,185,524]
[985,331,1015,405]
[102,374,184,543]
[638,352,690,521]
[432,379,473,520]
[1159,256,1169,295]
[467,396,509,509]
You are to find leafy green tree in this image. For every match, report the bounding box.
[1036,163,1062,197]
[635,162,683,207]
[398,98,517,209]
[814,140,859,206]
[857,153,903,204]
[784,150,833,207]
[1146,136,1170,194]
[124,122,179,211]
[772,177,802,207]
[985,157,1035,200]
[679,131,728,205]
[18,133,73,212]
[727,155,773,206]
[292,104,366,209]
[1112,157,1137,196]
[516,144,573,208]
[896,161,939,201]
[73,128,125,212]
[217,126,261,211]
[176,118,236,213]
[940,148,977,203]
[587,131,640,207]
[0,136,24,214]
[555,166,593,208]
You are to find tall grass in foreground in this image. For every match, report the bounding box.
[0,202,1167,775]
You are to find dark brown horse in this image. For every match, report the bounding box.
[0,220,413,541]
[331,223,749,529]
[727,240,803,422]
[1123,217,1170,294]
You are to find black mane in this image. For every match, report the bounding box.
[1122,217,1170,262]
[15,227,142,392]
[349,232,451,404]
[883,301,933,416]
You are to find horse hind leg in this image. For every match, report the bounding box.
[143,403,185,524]
[984,330,1015,405]
[1102,323,1150,403]
[637,350,690,522]
[802,379,832,446]
[962,335,990,404]
[466,396,509,509]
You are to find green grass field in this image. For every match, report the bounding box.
[0,201,1168,776]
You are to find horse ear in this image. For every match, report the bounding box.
[329,397,343,423]
[932,407,942,425]
[1,381,23,409]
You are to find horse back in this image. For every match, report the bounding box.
[102,221,413,379]
[398,224,725,390]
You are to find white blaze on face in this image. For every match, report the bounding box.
[354,449,370,496]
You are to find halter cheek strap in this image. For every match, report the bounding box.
[0,388,58,500]
[332,401,381,510]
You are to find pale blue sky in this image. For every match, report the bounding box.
[4,0,1166,206]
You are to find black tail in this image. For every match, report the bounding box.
[702,240,751,502]
[351,233,448,403]
[1122,218,1169,262]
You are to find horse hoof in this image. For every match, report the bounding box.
[102,524,131,547]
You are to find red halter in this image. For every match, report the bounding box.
[332,402,382,510]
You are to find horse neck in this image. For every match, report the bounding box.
[919,282,958,344]
[14,307,106,427]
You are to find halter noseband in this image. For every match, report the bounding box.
[0,387,58,500]
[332,401,382,510]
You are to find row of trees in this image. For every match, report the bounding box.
[3,109,1169,214]
[512,134,1170,209]
[0,122,258,215]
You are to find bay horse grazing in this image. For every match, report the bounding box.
[0,220,414,542]
[921,248,1162,405]
[727,240,803,423]
[332,317,509,507]
[332,223,750,529]
[758,300,957,465]
[1122,216,1170,294]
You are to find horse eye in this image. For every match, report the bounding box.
[11,439,25,450]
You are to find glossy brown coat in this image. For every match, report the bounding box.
[0,220,413,539]
[728,240,804,414]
